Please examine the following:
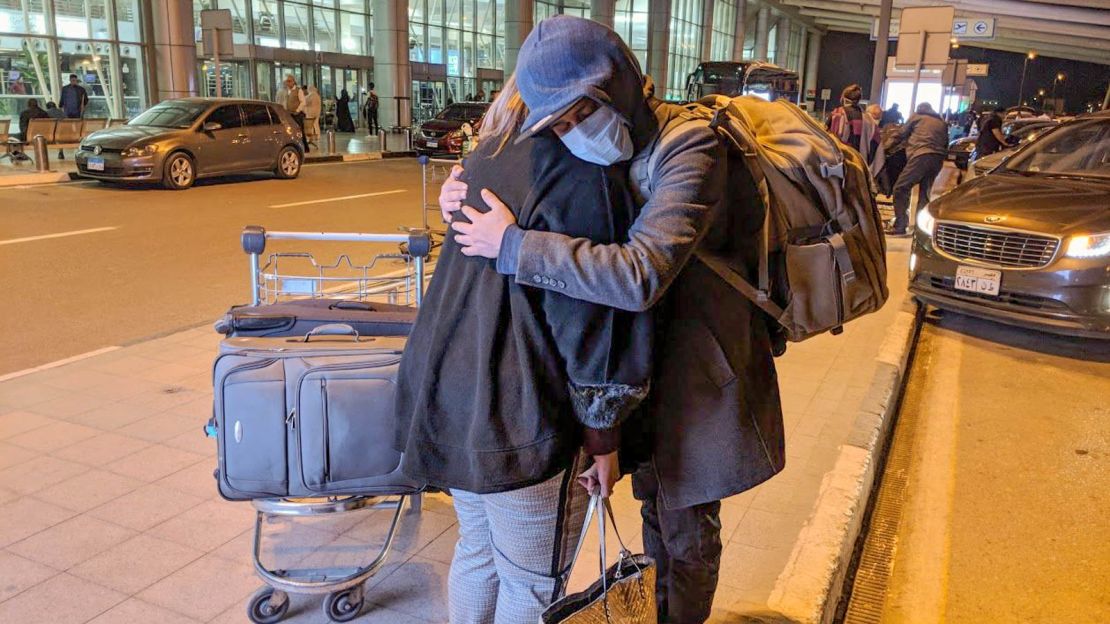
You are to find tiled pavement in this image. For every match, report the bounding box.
[0,237,915,623]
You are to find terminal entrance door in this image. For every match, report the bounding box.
[413,80,446,125]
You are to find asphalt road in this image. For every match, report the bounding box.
[0,159,436,374]
[878,310,1110,622]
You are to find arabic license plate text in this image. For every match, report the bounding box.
[87,156,105,171]
[954,266,1001,296]
[426,140,438,148]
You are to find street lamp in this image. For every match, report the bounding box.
[1018,50,1036,107]
[1052,72,1066,112]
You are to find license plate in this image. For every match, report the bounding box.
[425,140,438,148]
[87,156,105,171]
[954,266,1002,296]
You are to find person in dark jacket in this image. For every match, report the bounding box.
[880,102,904,127]
[438,16,781,624]
[889,102,950,235]
[395,74,652,623]
[19,98,49,141]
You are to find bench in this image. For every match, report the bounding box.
[23,117,116,159]
[0,119,21,162]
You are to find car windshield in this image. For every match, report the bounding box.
[435,105,486,121]
[129,102,207,128]
[1002,119,1110,180]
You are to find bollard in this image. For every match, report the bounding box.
[403,128,412,152]
[326,129,336,155]
[377,128,387,152]
[32,134,49,172]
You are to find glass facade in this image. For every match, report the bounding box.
[409,0,504,119]
[0,0,146,124]
[709,0,735,62]
[667,0,703,100]
[613,0,648,71]
[534,0,588,22]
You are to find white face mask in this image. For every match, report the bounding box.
[559,104,634,166]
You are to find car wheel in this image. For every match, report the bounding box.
[274,146,301,179]
[162,152,195,190]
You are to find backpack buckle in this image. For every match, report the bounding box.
[820,162,845,179]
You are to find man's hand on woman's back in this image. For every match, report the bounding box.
[439,165,467,222]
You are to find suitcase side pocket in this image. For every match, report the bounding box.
[296,359,406,492]
[219,358,289,497]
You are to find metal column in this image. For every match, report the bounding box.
[870,0,894,103]
[755,4,770,62]
[372,0,412,129]
[647,0,671,96]
[732,0,748,62]
[701,0,716,61]
[504,0,533,75]
[150,0,198,100]
[591,0,616,29]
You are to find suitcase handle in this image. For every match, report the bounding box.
[302,323,363,342]
[328,300,374,311]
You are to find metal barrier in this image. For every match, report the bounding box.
[325,129,336,155]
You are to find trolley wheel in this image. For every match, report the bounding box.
[247,587,289,624]
[324,588,364,622]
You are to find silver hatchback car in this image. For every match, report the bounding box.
[75,98,304,190]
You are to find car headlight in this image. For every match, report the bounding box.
[121,145,158,158]
[1064,232,1110,259]
[915,207,937,237]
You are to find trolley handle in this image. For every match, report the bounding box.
[241,225,432,256]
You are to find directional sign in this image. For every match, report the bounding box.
[966,63,989,76]
[954,17,995,39]
[953,20,968,35]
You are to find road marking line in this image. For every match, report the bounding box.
[0,346,121,383]
[269,189,406,208]
[0,226,118,246]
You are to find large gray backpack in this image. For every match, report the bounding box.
[686,95,889,342]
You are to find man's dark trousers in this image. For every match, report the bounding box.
[633,466,723,624]
[291,112,309,151]
[368,108,378,134]
[892,152,944,232]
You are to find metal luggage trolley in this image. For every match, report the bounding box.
[236,226,433,624]
[418,154,463,235]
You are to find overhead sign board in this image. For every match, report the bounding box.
[200,9,233,57]
[966,63,989,76]
[872,16,996,41]
[895,6,955,69]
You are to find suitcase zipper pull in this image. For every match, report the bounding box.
[286,409,296,429]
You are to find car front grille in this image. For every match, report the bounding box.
[421,129,447,139]
[925,276,1070,312]
[934,223,1058,268]
[79,145,121,154]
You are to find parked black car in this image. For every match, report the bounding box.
[413,103,489,157]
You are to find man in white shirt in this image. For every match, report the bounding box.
[278,74,308,151]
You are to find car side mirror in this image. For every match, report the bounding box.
[202,121,222,132]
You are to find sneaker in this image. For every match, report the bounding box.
[885,227,910,237]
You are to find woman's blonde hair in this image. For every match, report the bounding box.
[479,74,529,155]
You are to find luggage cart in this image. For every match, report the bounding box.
[232,226,433,623]
[418,154,462,235]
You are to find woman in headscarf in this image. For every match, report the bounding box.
[395,69,653,623]
[335,88,355,132]
[826,83,877,162]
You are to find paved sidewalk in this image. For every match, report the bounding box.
[0,237,916,624]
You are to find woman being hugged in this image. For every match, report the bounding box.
[394,42,654,623]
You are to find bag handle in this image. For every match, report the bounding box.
[563,495,646,621]
[301,323,362,342]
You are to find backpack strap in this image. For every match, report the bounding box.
[696,252,785,322]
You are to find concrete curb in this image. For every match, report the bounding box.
[767,293,923,623]
[0,170,72,187]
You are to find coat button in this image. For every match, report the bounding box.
[542,277,551,285]
[533,275,542,284]
[557,280,566,288]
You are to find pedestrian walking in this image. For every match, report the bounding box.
[827,84,877,162]
[277,74,308,152]
[364,82,379,135]
[335,89,355,132]
[60,74,88,119]
[303,85,322,151]
[889,102,949,236]
[396,74,653,624]
[437,16,783,624]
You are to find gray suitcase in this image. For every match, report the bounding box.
[212,323,424,500]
